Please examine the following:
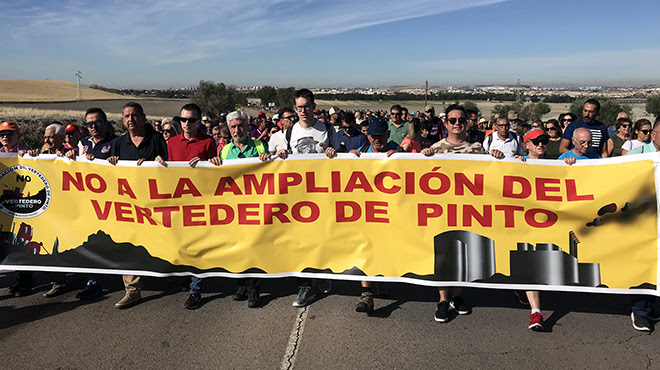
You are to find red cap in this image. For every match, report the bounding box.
[313,109,321,114]
[65,124,81,134]
[524,128,548,143]
[258,111,265,116]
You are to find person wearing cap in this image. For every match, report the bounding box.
[344,116,398,314]
[269,108,296,154]
[483,117,523,159]
[336,111,369,152]
[202,116,212,135]
[522,128,549,160]
[507,110,521,132]
[423,105,444,141]
[559,99,609,158]
[0,121,28,153]
[64,124,82,153]
[272,113,280,129]
[329,107,342,131]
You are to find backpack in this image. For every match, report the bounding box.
[285,121,335,153]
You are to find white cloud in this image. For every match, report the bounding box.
[1,0,507,64]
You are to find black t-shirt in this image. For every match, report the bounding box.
[110,124,168,160]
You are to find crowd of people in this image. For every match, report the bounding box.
[1,90,659,332]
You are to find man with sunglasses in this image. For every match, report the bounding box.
[0,121,28,153]
[168,103,219,168]
[268,108,296,154]
[482,117,522,158]
[423,105,443,141]
[388,104,408,147]
[78,107,116,161]
[559,99,609,158]
[558,127,600,165]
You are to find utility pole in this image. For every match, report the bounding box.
[424,80,428,108]
[75,71,83,101]
[516,74,520,104]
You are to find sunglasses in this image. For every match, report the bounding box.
[530,137,549,146]
[547,127,557,131]
[639,129,651,135]
[620,124,631,128]
[282,115,297,120]
[179,117,199,123]
[160,129,172,134]
[390,112,402,116]
[0,131,15,137]
[495,123,510,127]
[448,117,467,125]
[85,121,103,127]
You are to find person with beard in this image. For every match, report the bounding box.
[559,99,609,158]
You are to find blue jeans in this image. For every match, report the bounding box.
[190,277,202,294]
[631,295,653,316]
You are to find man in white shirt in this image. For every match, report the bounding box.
[483,117,522,158]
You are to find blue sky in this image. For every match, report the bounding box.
[1,0,659,88]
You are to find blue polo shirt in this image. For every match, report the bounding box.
[558,150,600,161]
[336,128,369,151]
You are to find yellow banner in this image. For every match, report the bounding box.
[0,153,657,296]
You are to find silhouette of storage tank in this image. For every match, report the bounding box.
[509,232,601,286]
[433,230,496,281]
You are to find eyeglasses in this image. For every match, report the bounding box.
[85,121,103,128]
[221,136,231,141]
[562,118,573,122]
[160,129,172,134]
[0,131,15,137]
[295,104,312,112]
[547,127,557,131]
[390,112,402,116]
[179,117,199,123]
[639,129,651,135]
[530,137,549,146]
[495,123,510,127]
[448,117,467,125]
[282,115,296,120]
[577,139,593,146]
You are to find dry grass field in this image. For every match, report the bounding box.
[0,79,129,102]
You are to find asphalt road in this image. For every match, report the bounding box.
[0,271,658,370]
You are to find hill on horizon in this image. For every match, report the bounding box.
[0,79,130,102]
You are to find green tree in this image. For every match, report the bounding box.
[463,101,480,115]
[256,86,277,106]
[275,87,297,109]
[192,80,246,118]
[491,101,523,120]
[645,94,660,120]
[520,102,551,123]
[569,96,632,126]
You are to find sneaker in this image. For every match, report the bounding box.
[355,291,374,313]
[184,293,202,310]
[528,312,545,331]
[233,286,248,301]
[76,281,103,300]
[515,290,530,305]
[292,285,315,307]
[247,288,259,308]
[9,282,32,297]
[434,301,450,322]
[450,296,471,315]
[43,283,67,298]
[631,312,651,332]
[114,291,141,309]
[317,279,332,294]
[647,310,660,322]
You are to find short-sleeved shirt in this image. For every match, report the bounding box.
[482,132,522,157]
[220,138,266,159]
[110,124,168,161]
[558,150,600,160]
[337,128,369,151]
[365,142,400,153]
[78,131,117,159]
[268,131,286,153]
[0,144,29,153]
[562,118,609,158]
[625,142,657,155]
[167,131,217,161]
[431,139,485,154]
[287,120,339,154]
[418,134,437,149]
[387,121,408,146]
[401,137,421,153]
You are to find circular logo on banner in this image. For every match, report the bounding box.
[0,165,51,218]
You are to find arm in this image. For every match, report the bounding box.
[559,138,571,154]
[605,138,614,157]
